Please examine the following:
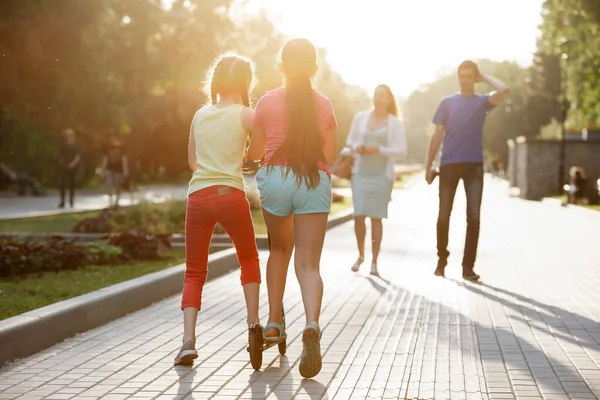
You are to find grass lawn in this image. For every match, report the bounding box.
[551,195,600,212]
[0,251,188,321]
[0,211,99,233]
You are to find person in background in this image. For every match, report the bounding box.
[101,133,128,208]
[425,60,509,281]
[344,84,407,277]
[247,38,338,379]
[568,166,587,205]
[58,128,81,208]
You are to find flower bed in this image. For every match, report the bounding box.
[0,233,170,279]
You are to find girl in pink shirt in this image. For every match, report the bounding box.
[247,38,338,379]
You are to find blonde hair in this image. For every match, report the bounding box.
[203,53,254,107]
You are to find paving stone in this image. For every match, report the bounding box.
[2,179,600,399]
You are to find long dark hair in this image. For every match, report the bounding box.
[376,84,398,117]
[204,54,253,107]
[269,38,325,189]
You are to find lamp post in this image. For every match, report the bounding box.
[557,40,570,194]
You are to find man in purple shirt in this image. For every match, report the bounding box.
[425,61,509,281]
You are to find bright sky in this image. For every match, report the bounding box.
[239,0,544,97]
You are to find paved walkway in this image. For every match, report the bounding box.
[0,185,189,220]
[1,177,600,400]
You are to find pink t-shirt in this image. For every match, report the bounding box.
[253,86,338,174]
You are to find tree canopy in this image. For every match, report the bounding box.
[0,0,369,185]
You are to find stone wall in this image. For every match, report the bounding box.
[507,137,600,200]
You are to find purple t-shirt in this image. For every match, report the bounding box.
[433,93,495,166]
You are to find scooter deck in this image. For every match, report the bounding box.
[261,337,285,352]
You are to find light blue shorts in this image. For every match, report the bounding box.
[256,166,332,216]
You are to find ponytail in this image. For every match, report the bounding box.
[270,75,325,189]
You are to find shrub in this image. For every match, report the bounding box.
[0,235,165,279]
[74,200,186,235]
[332,192,346,203]
[82,241,123,265]
[73,209,114,233]
[0,237,92,278]
[105,232,171,261]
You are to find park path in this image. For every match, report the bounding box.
[1,176,600,399]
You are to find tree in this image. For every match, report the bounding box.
[524,51,562,137]
[0,0,368,185]
[539,0,600,126]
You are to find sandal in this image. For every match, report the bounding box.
[299,321,322,379]
[264,321,287,343]
[351,257,364,272]
[370,263,379,277]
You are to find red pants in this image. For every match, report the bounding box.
[181,186,261,310]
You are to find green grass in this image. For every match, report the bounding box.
[551,195,600,211]
[0,252,186,320]
[0,211,99,233]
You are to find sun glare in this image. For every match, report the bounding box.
[239,0,543,96]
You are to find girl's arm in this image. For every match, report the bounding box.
[187,113,198,172]
[323,130,337,163]
[248,100,266,161]
[247,125,266,161]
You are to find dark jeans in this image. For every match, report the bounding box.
[436,162,484,270]
[59,169,76,206]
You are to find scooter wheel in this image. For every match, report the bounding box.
[248,325,263,371]
[278,339,287,356]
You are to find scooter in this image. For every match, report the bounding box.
[247,304,287,371]
[242,159,287,371]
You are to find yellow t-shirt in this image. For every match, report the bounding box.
[187,104,247,196]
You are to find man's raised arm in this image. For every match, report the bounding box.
[481,73,509,107]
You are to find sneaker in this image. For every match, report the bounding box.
[462,267,480,282]
[174,340,198,366]
[299,322,322,379]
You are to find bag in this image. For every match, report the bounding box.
[331,152,354,180]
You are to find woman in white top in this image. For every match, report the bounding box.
[343,84,407,276]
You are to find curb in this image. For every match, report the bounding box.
[0,208,354,366]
